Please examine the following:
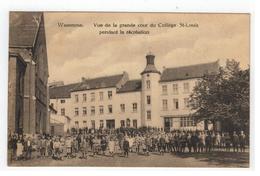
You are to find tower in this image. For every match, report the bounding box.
[140,53,161,128]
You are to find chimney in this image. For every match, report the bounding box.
[163,66,166,70]
[81,77,86,82]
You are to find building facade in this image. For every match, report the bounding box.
[8,12,49,134]
[49,54,218,131]
[49,105,71,136]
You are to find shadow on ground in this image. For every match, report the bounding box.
[8,151,249,167]
[174,151,249,167]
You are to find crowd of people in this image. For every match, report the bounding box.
[8,128,248,161]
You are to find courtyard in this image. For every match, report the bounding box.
[9,151,249,167]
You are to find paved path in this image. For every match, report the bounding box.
[9,151,249,167]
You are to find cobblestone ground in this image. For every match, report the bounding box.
[9,151,249,167]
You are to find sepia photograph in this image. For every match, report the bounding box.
[8,11,250,167]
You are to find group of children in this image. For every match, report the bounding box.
[8,129,248,161]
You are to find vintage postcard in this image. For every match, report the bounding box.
[8,12,250,167]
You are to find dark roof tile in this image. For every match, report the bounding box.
[117,79,142,93]
[71,74,124,92]
[160,61,219,82]
[49,83,80,99]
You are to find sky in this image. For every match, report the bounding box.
[44,12,250,84]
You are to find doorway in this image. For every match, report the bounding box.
[164,117,173,132]
[106,119,115,129]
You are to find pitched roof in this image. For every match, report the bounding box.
[117,79,142,93]
[49,83,80,99]
[71,74,124,92]
[9,12,42,47]
[160,61,219,82]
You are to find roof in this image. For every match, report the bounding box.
[141,64,161,75]
[160,61,219,82]
[71,74,124,92]
[49,83,80,99]
[141,54,161,75]
[9,12,42,47]
[117,79,142,93]
[161,114,193,118]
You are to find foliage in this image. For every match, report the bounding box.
[189,59,249,132]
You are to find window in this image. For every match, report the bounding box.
[162,99,168,111]
[99,106,104,114]
[146,80,151,89]
[60,99,66,104]
[165,117,173,128]
[147,96,151,105]
[173,99,179,110]
[120,104,125,113]
[120,120,125,127]
[83,94,87,102]
[90,92,95,102]
[132,103,137,112]
[184,98,189,108]
[74,108,79,116]
[83,107,87,116]
[108,91,112,100]
[126,119,131,127]
[162,85,168,95]
[99,92,103,101]
[75,121,79,128]
[183,82,190,93]
[83,121,87,127]
[173,84,178,94]
[75,94,79,102]
[100,120,104,128]
[61,108,65,116]
[133,120,137,128]
[91,120,95,129]
[180,117,196,127]
[91,106,95,115]
[147,110,151,120]
[108,105,113,113]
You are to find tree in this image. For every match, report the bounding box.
[189,59,249,133]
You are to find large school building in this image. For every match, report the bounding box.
[49,54,219,131]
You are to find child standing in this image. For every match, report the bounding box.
[108,137,115,157]
[123,137,130,157]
